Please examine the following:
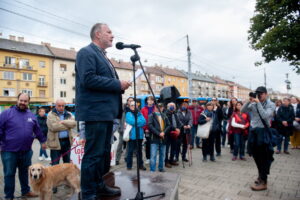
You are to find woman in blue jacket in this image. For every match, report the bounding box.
[126,101,147,170]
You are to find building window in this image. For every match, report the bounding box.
[19,59,30,69]
[39,61,46,68]
[60,91,66,98]
[60,64,67,71]
[60,78,66,84]
[39,76,45,86]
[22,89,33,97]
[5,56,16,67]
[39,90,45,97]
[23,73,33,81]
[3,88,15,96]
[3,71,14,80]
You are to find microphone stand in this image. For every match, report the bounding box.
[127,48,165,200]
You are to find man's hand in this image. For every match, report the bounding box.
[79,139,86,147]
[159,132,165,138]
[206,117,211,121]
[41,143,47,150]
[250,97,259,103]
[282,121,288,127]
[120,80,131,90]
[59,121,65,125]
[175,128,180,133]
[296,117,300,122]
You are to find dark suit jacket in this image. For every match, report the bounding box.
[75,43,123,121]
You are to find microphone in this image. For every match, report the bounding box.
[116,42,141,50]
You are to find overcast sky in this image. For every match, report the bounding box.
[0,0,299,95]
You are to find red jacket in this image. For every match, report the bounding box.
[188,105,204,125]
[141,106,154,132]
[228,112,250,136]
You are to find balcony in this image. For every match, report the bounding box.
[37,82,47,87]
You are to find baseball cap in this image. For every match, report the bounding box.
[255,86,267,93]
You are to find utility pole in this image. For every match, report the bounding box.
[264,67,267,88]
[285,73,291,94]
[186,35,192,97]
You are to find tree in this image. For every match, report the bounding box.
[248,0,300,73]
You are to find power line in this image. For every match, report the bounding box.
[0,7,88,38]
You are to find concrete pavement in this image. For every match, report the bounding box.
[1,139,300,200]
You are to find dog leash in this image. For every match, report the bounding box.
[50,144,81,165]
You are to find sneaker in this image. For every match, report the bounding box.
[45,157,51,161]
[232,156,237,161]
[116,161,120,165]
[284,151,290,154]
[240,157,246,161]
[139,166,147,171]
[182,158,189,162]
[38,156,44,161]
[275,150,280,154]
[216,153,221,157]
[210,157,216,162]
[202,157,207,162]
[145,159,150,164]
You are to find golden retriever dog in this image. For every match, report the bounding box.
[29,163,80,200]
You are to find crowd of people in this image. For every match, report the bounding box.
[115,94,300,172]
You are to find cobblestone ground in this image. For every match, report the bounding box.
[1,139,300,200]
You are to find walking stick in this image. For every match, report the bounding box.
[186,132,192,166]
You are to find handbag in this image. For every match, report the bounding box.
[256,106,280,148]
[123,124,132,142]
[293,120,300,131]
[170,130,180,139]
[197,113,212,139]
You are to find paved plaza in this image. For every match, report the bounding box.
[1,139,300,200]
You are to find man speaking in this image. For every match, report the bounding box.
[75,23,131,200]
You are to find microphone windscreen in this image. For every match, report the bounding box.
[116,42,124,50]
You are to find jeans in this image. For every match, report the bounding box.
[233,133,245,158]
[191,125,200,146]
[1,150,33,199]
[50,138,71,165]
[127,139,144,169]
[81,121,113,200]
[150,143,166,172]
[39,142,48,158]
[222,120,228,146]
[277,135,290,152]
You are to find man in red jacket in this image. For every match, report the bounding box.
[188,99,204,148]
[141,96,155,164]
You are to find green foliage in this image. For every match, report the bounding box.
[248,0,300,73]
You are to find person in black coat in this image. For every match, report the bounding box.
[276,98,295,154]
[148,104,171,172]
[37,108,50,161]
[211,98,223,156]
[177,102,193,162]
[164,102,183,167]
